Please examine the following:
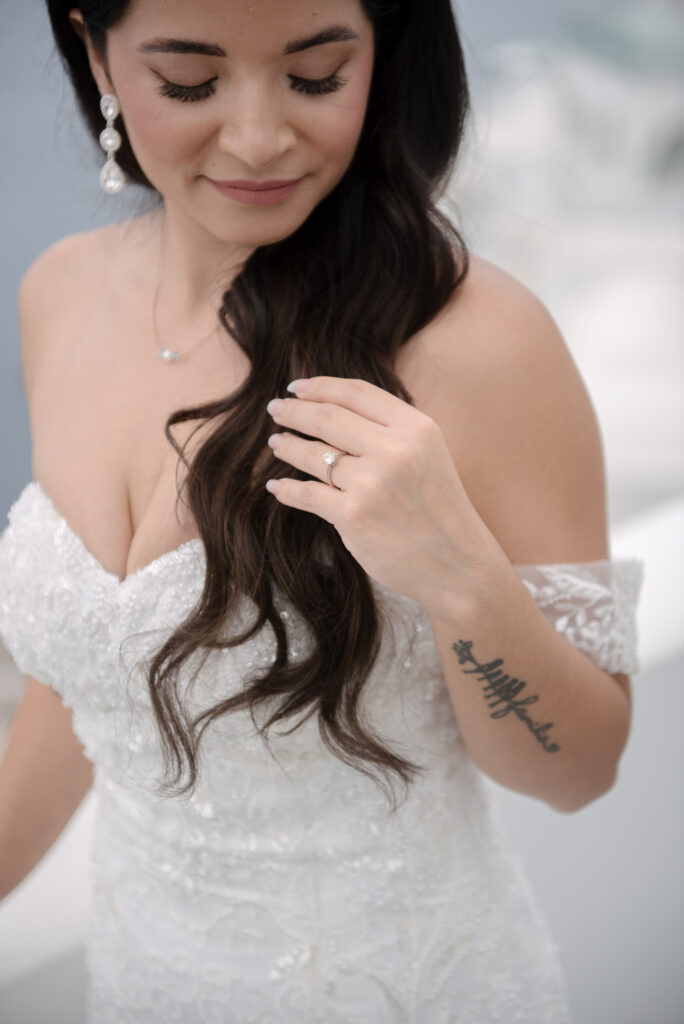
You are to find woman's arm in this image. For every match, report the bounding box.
[263,256,633,814]
[427,570,631,813]
[409,257,630,812]
[0,236,105,900]
[0,242,95,901]
[0,677,93,901]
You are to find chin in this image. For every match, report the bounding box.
[210,206,317,248]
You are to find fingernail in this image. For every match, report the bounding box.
[267,398,284,417]
[265,479,281,494]
[267,432,282,450]
[286,379,308,394]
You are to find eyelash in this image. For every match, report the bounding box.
[290,72,346,96]
[157,72,346,103]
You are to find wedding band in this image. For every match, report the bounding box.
[322,450,347,490]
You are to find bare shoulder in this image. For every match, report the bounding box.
[17,218,142,404]
[18,220,127,311]
[398,253,609,564]
[407,253,571,383]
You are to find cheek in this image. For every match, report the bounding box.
[118,86,210,172]
[309,71,374,165]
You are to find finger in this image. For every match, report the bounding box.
[267,396,383,457]
[265,475,339,523]
[268,432,356,489]
[285,376,414,427]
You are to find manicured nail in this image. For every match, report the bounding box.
[267,398,284,417]
[286,379,308,394]
[265,479,281,493]
[267,432,282,450]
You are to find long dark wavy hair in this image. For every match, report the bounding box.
[46,0,471,810]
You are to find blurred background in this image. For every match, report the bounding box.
[1,1,682,1022]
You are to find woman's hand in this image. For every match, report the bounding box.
[265,376,501,618]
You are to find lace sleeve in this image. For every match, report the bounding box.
[512,558,645,676]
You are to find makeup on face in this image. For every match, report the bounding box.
[203,176,305,205]
[103,0,375,246]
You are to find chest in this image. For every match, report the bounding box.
[25,283,463,585]
[29,313,251,582]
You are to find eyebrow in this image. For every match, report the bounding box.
[138,25,359,59]
[284,25,359,54]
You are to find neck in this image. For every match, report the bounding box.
[155,204,255,323]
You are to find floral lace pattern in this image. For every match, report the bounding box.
[0,482,644,1023]
[513,559,644,676]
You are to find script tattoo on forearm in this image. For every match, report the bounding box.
[451,640,560,753]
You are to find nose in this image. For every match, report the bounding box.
[216,81,297,170]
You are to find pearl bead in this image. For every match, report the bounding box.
[99,127,122,154]
[157,347,181,363]
[100,93,119,120]
[99,160,125,195]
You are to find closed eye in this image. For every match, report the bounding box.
[157,77,218,102]
[289,72,347,96]
[156,69,347,104]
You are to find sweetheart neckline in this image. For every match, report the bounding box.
[8,481,636,593]
[26,480,205,587]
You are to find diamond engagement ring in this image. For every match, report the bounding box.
[322,451,347,490]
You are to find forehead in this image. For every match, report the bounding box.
[119,0,371,51]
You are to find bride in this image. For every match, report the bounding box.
[0,0,643,1020]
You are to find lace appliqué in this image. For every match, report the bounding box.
[514,558,644,676]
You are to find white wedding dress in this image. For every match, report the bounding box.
[0,481,644,1024]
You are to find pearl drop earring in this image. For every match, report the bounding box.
[99,94,126,195]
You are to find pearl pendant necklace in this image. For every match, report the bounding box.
[157,347,182,364]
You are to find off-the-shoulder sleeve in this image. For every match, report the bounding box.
[513,558,645,676]
[0,522,53,687]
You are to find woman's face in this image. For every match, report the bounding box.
[79,0,375,247]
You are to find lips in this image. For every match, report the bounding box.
[204,176,304,206]
[214,179,301,190]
